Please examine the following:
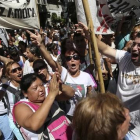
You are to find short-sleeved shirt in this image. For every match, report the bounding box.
[61,67,95,116]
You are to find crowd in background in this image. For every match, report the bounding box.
[0,16,140,140]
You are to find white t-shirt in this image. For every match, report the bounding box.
[116,50,140,138]
[61,67,95,116]
[23,60,34,75]
[116,50,140,102]
[50,54,60,62]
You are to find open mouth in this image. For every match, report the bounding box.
[131,53,139,60]
[71,64,76,69]
[17,74,22,78]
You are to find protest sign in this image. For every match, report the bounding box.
[0,0,40,29]
[75,0,140,34]
[75,0,114,34]
[0,28,8,47]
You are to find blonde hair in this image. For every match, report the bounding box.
[73,92,125,140]
[130,25,140,39]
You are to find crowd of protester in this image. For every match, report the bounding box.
[0,16,140,140]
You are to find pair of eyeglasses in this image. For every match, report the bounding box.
[34,65,46,73]
[65,55,80,61]
[132,42,140,48]
[11,67,22,73]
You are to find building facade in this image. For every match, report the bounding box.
[37,0,63,26]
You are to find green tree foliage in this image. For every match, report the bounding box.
[51,13,65,23]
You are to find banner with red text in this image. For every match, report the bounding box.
[0,0,40,29]
[75,0,140,34]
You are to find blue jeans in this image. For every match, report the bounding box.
[9,119,24,140]
[0,114,14,140]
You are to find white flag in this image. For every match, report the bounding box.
[75,0,140,34]
[75,0,114,34]
[0,28,9,47]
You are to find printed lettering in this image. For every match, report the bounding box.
[122,5,136,13]
[108,0,116,5]
[7,8,14,18]
[15,9,22,18]
[108,0,131,14]
[115,2,129,14]
[0,7,6,17]
[116,0,123,4]
[32,8,35,17]
[26,8,32,18]
[23,8,27,18]
[3,8,36,19]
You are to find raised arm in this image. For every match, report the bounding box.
[14,74,60,131]
[76,22,117,60]
[56,84,74,101]
[26,30,62,73]
[96,39,116,59]
[0,55,12,65]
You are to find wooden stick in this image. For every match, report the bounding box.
[82,0,105,93]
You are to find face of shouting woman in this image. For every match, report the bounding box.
[65,50,81,77]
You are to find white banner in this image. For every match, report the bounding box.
[0,0,40,29]
[75,0,114,34]
[75,0,140,34]
[0,28,9,47]
[107,0,140,19]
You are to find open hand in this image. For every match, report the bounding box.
[49,73,59,97]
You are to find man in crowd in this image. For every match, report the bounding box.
[97,26,140,139]
[75,22,140,140]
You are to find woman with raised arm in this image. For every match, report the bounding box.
[26,30,96,120]
[13,73,72,140]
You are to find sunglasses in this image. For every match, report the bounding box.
[11,67,22,73]
[65,55,80,61]
[34,65,46,73]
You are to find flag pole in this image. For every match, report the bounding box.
[82,0,105,93]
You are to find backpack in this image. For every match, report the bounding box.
[1,84,24,114]
[13,101,73,140]
[43,102,72,140]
